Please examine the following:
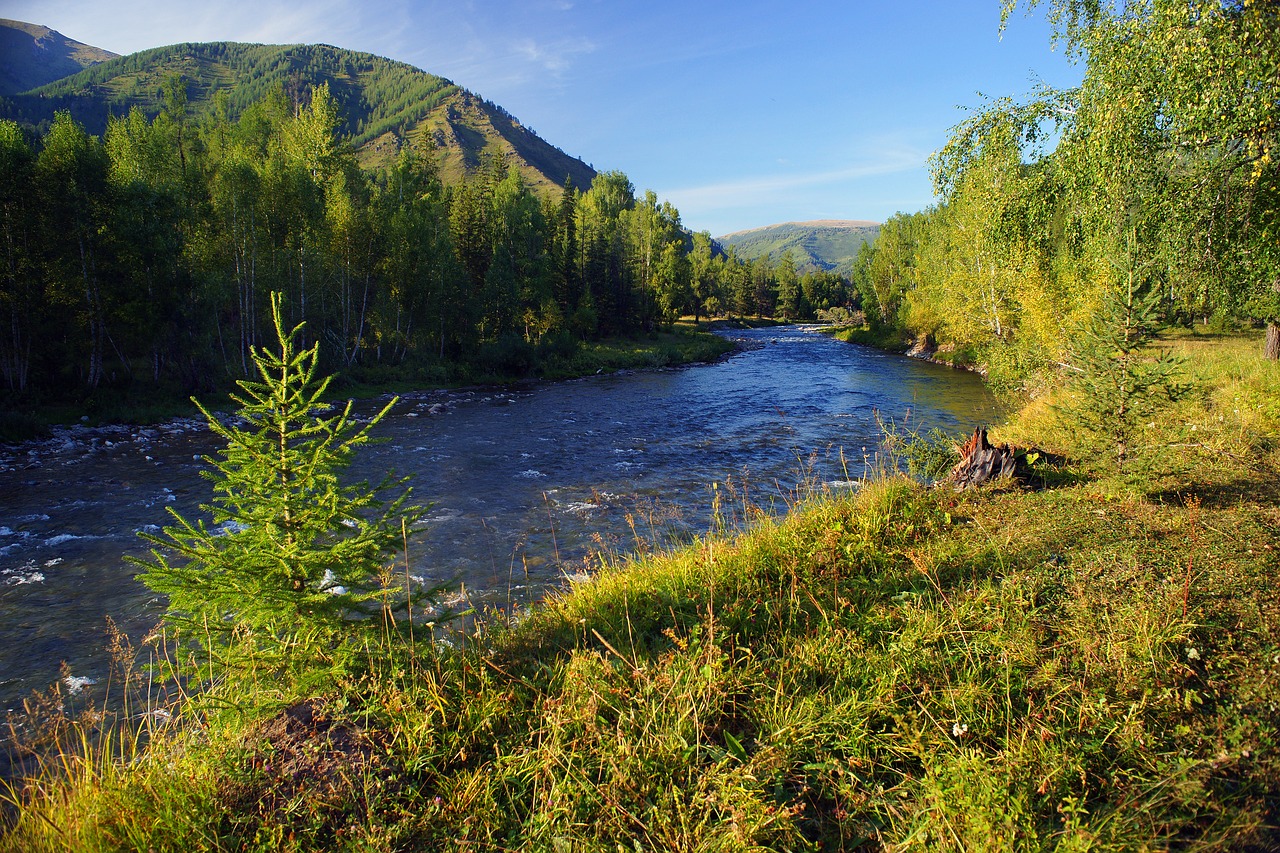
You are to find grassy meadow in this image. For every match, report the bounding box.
[2,330,1277,851]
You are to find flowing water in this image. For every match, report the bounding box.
[0,326,997,715]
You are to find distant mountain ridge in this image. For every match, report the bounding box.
[717,220,880,275]
[0,26,596,193]
[0,18,118,96]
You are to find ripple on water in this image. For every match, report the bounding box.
[62,674,96,695]
[3,562,45,585]
[824,480,863,490]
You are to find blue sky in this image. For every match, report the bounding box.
[4,0,1083,235]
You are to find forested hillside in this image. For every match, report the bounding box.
[0,82,856,411]
[848,0,1279,387]
[718,219,880,276]
[0,19,117,96]
[0,39,596,193]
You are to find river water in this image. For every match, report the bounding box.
[0,326,996,715]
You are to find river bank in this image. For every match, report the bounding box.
[0,324,737,444]
[818,323,988,374]
[0,329,736,463]
[0,326,995,726]
[3,330,1276,850]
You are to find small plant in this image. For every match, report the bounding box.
[878,415,963,482]
[1057,276,1188,472]
[133,293,422,694]
[816,305,865,326]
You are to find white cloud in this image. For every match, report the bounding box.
[6,0,356,54]
[512,36,596,75]
[660,146,925,212]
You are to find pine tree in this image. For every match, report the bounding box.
[1058,269,1188,472]
[134,292,421,690]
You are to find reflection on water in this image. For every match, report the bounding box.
[0,325,997,714]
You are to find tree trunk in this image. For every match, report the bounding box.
[944,427,1021,489]
[1267,277,1280,361]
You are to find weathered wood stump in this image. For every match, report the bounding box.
[943,427,1021,489]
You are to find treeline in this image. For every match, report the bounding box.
[849,0,1279,390]
[0,82,854,400]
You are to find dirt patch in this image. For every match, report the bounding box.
[218,698,405,842]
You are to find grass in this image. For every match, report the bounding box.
[535,324,736,381]
[820,324,913,353]
[3,331,1278,851]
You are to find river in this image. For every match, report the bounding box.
[0,326,997,716]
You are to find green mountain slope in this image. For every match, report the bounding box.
[0,36,595,192]
[718,219,881,275]
[0,19,118,96]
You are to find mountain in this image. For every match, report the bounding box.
[0,33,596,193]
[0,19,118,96]
[717,219,881,275]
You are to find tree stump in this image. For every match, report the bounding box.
[943,427,1020,489]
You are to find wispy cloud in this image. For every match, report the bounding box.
[11,0,358,54]
[512,36,596,76]
[233,0,352,45]
[660,146,925,211]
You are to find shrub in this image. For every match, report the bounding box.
[474,333,536,376]
[1056,281,1188,472]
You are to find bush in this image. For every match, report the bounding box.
[0,407,49,442]
[536,330,579,362]
[474,333,537,376]
[1056,282,1189,472]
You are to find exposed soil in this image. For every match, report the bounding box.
[218,698,405,842]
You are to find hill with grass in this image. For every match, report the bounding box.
[0,33,596,192]
[718,219,881,275]
[0,19,118,97]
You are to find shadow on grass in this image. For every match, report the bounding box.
[1147,473,1280,509]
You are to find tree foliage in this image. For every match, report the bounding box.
[1056,253,1188,470]
[134,293,419,690]
[850,0,1279,406]
[0,87,855,406]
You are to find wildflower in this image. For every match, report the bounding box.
[952,722,969,738]
[1187,646,1201,661]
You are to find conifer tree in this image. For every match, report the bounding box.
[134,292,420,689]
[1058,260,1188,472]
